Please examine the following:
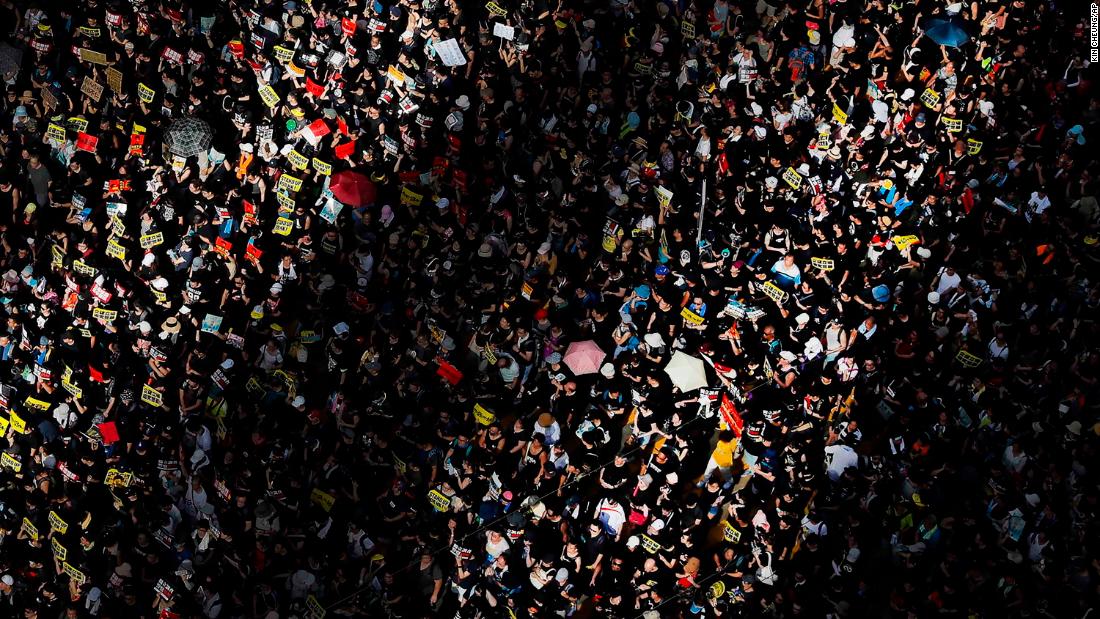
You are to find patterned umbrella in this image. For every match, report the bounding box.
[165,117,213,158]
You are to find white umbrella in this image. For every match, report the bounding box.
[664,351,708,392]
[165,117,213,158]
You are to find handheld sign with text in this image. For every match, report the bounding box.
[920,88,941,108]
[782,167,803,189]
[680,307,705,325]
[762,281,789,304]
[428,489,452,512]
[140,232,164,249]
[138,83,156,103]
[832,103,848,125]
[473,403,496,426]
[141,384,164,407]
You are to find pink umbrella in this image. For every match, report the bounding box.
[563,340,606,375]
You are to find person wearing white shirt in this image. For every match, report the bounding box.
[933,265,962,297]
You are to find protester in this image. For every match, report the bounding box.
[0,0,1098,618]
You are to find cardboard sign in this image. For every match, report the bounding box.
[310,488,336,512]
[722,520,741,543]
[762,281,789,304]
[140,232,164,248]
[81,77,104,102]
[966,138,982,155]
[810,257,835,271]
[427,489,452,512]
[435,38,467,66]
[943,117,963,132]
[141,384,164,407]
[832,103,848,125]
[782,167,803,189]
[93,307,118,322]
[9,412,27,434]
[201,314,223,333]
[273,217,294,236]
[138,83,156,103]
[78,48,109,64]
[920,88,940,108]
[258,85,281,108]
[49,511,69,534]
[107,67,123,92]
[680,307,705,325]
[386,65,407,85]
[24,397,50,411]
[473,403,496,426]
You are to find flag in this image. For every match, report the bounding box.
[97,422,120,444]
[333,139,356,159]
[76,132,98,153]
[305,77,325,98]
[436,358,463,385]
[720,394,743,437]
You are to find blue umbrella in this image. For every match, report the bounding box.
[924,18,970,48]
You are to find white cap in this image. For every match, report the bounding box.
[220,359,234,370]
[586,103,598,114]
[600,363,615,378]
[643,333,665,348]
[137,321,152,333]
[1,575,13,586]
[795,313,810,325]
[779,350,798,362]
[916,247,932,259]
[292,396,306,408]
[333,322,350,335]
[436,197,450,209]
[271,282,283,293]
[142,253,156,267]
[455,95,470,110]
[927,291,941,304]
[797,163,811,176]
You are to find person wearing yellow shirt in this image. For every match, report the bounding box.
[698,430,738,489]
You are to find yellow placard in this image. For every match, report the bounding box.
[63,563,85,585]
[287,150,309,170]
[428,489,452,512]
[966,138,982,155]
[639,534,662,553]
[141,384,164,407]
[92,307,118,322]
[0,416,8,435]
[943,117,963,132]
[273,217,294,236]
[473,403,496,426]
[272,45,295,63]
[46,123,67,142]
[891,235,920,250]
[22,517,38,541]
[67,117,89,134]
[278,174,303,193]
[276,191,296,211]
[107,239,126,261]
[722,520,741,543]
[920,88,940,108]
[49,511,69,534]
[0,452,21,471]
[52,538,68,560]
[680,307,705,325]
[312,159,332,176]
[310,488,336,512]
[306,595,326,619]
[832,102,848,125]
[258,85,281,108]
[106,469,134,488]
[9,412,27,434]
[24,397,50,411]
[72,260,96,277]
[386,65,406,84]
[400,187,424,207]
[140,232,164,249]
[486,1,508,15]
[62,379,83,399]
[762,281,789,304]
[138,83,156,103]
[782,167,803,189]
[810,257,835,271]
[956,349,983,368]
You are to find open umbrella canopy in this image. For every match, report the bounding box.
[329,170,378,206]
[924,18,970,48]
[664,351,708,392]
[165,117,213,157]
[563,340,606,375]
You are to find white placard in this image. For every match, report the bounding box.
[435,38,467,66]
[492,23,515,40]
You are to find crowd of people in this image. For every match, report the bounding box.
[0,0,1097,617]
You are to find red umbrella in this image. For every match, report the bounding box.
[329,170,377,206]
